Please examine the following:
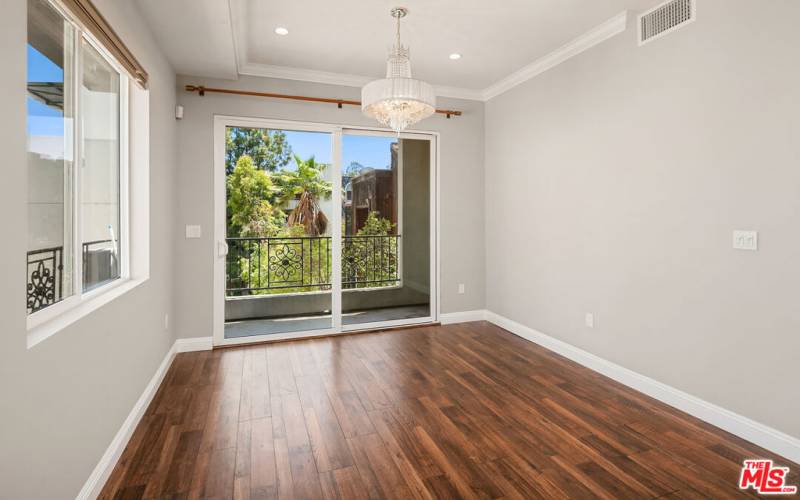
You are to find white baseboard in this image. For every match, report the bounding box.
[175,336,214,353]
[440,309,488,324]
[78,313,799,498]
[484,311,800,464]
[77,336,213,499]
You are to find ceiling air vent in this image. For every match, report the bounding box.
[638,0,695,45]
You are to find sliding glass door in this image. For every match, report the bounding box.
[213,118,436,345]
[222,125,334,339]
[340,131,433,330]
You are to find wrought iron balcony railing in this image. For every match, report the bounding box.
[26,239,116,314]
[226,235,400,296]
[26,246,64,314]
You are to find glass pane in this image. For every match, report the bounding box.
[223,127,334,338]
[81,39,121,291]
[27,0,75,314]
[341,134,431,326]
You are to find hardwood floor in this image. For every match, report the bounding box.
[100,322,799,499]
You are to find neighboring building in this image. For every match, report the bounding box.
[343,142,398,235]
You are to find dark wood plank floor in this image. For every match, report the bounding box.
[100,322,799,499]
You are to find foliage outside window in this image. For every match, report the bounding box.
[224,127,400,297]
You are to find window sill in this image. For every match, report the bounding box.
[26,277,149,349]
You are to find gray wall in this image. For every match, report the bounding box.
[175,75,485,339]
[8,1,796,496]
[402,139,432,292]
[485,0,800,439]
[0,0,178,497]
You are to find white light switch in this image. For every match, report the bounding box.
[458,283,465,294]
[186,225,202,239]
[585,313,595,329]
[733,230,758,251]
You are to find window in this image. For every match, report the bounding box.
[27,0,129,320]
[27,0,76,313]
[80,38,123,291]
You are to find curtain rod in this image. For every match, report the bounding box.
[184,85,462,118]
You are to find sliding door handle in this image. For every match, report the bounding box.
[217,240,229,258]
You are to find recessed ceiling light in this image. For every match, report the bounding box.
[274,27,289,36]
[449,53,462,60]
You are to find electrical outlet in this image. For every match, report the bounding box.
[458,283,465,294]
[585,313,595,329]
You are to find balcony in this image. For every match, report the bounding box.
[26,246,64,314]
[225,234,400,295]
[26,240,118,314]
[224,234,430,337]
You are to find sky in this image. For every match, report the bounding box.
[282,131,395,171]
[28,44,65,136]
[29,42,397,170]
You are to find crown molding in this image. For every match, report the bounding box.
[481,10,629,100]
[240,62,373,88]
[233,10,629,103]
[239,62,486,101]
[433,84,486,102]
[227,0,245,76]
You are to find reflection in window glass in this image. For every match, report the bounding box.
[81,40,121,291]
[26,0,75,313]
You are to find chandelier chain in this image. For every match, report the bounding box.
[395,11,401,48]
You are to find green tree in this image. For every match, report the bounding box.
[343,211,398,289]
[343,161,365,179]
[240,211,399,295]
[274,155,333,236]
[240,232,332,296]
[356,211,395,236]
[235,155,335,294]
[225,127,293,174]
[274,155,333,204]
[227,155,282,237]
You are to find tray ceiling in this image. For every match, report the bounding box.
[137,0,662,99]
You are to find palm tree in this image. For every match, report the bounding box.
[274,155,333,236]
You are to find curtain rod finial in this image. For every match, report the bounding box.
[184,85,206,96]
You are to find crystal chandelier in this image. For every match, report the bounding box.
[361,7,436,133]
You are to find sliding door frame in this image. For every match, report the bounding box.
[338,127,438,333]
[212,116,439,347]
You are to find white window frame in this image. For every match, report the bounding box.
[26,0,149,348]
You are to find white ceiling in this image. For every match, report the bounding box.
[137,0,238,79]
[136,0,661,100]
